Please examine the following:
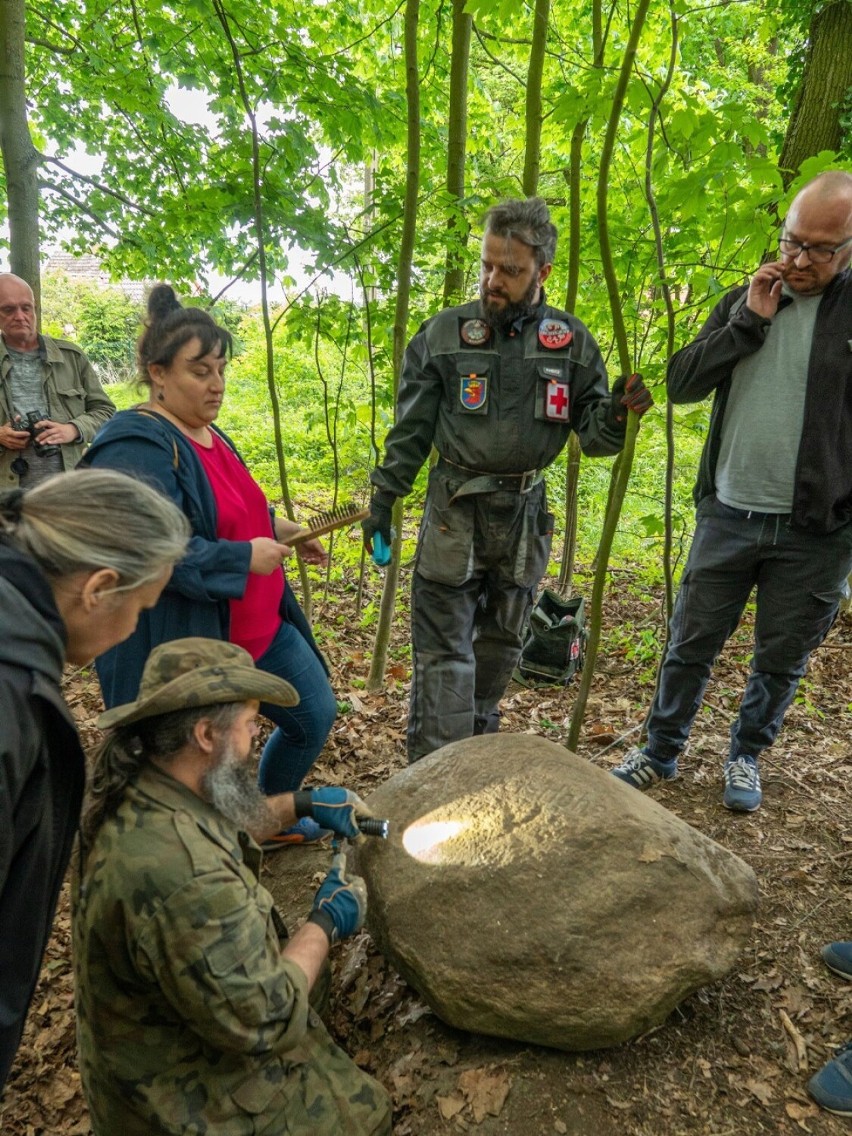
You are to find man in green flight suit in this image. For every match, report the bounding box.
[364,196,652,761]
[73,638,392,1136]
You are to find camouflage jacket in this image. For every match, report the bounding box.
[72,767,391,1136]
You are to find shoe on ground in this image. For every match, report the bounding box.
[822,941,852,981]
[807,1041,852,1116]
[722,755,762,812]
[611,746,678,790]
[260,816,332,852]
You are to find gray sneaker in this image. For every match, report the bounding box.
[822,941,852,981]
[611,746,678,790]
[723,755,762,812]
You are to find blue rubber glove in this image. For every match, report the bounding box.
[307,853,367,944]
[294,787,369,840]
[362,493,394,565]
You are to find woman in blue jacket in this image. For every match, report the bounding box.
[82,286,337,847]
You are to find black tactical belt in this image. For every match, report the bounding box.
[438,456,545,501]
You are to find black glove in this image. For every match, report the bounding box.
[607,373,653,426]
[307,852,368,944]
[362,492,394,555]
[294,787,370,840]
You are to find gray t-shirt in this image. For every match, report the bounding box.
[6,345,63,487]
[715,290,821,513]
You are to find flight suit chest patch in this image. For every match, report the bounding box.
[459,318,491,346]
[535,366,570,421]
[538,319,573,349]
[544,380,570,420]
[459,372,488,412]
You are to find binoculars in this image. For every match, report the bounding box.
[19,411,60,458]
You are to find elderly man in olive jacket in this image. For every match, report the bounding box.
[0,273,114,488]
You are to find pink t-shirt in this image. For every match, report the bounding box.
[190,433,283,660]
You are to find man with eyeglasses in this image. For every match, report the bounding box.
[0,273,114,489]
[613,170,852,812]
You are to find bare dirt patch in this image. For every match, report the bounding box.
[3,569,851,1135]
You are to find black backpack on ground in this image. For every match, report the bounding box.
[516,589,587,686]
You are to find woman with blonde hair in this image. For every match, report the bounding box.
[0,468,189,1092]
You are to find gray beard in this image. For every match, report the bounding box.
[202,741,275,833]
[480,276,540,331]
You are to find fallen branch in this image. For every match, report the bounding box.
[779,1009,807,1071]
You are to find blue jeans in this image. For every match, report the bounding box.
[255,619,337,794]
[647,495,852,762]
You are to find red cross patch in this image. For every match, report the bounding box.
[545,380,570,421]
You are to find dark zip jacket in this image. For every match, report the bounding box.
[0,542,84,1092]
[667,268,852,535]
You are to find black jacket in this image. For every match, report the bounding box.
[0,542,85,1091]
[667,268,852,534]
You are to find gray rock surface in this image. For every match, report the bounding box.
[356,735,758,1050]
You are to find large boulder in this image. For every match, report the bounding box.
[356,735,758,1051]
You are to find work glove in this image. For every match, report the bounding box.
[362,492,394,560]
[607,373,653,426]
[308,852,368,944]
[294,787,371,841]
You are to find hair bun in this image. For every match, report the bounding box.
[147,284,182,323]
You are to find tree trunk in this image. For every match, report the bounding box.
[557,433,581,593]
[778,0,852,184]
[442,0,471,307]
[557,123,588,597]
[568,0,653,752]
[212,0,313,618]
[0,0,41,309]
[558,1,604,596]
[367,0,421,692]
[643,6,678,624]
[522,0,550,196]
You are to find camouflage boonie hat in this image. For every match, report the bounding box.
[97,638,299,730]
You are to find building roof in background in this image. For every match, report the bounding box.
[44,252,152,302]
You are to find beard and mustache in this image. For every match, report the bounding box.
[201,737,276,833]
[780,259,824,296]
[479,273,541,330]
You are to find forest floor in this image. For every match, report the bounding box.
[2,565,852,1136]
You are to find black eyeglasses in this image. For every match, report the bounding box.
[779,235,852,265]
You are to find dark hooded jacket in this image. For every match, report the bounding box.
[0,541,84,1091]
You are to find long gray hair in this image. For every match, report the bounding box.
[0,467,190,592]
[82,703,242,846]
